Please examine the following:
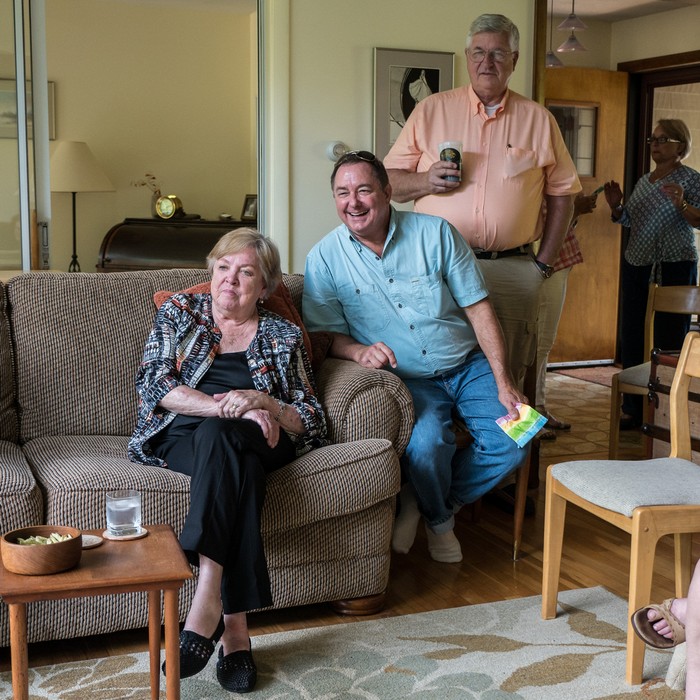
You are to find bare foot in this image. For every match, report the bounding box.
[648,598,687,640]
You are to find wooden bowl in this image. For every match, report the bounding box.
[1,525,82,575]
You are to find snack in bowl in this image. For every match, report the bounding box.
[1,525,82,575]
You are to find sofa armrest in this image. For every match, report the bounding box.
[315,358,414,456]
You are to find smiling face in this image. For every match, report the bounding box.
[332,162,392,245]
[465,31,518,107]
[210,247,267,321]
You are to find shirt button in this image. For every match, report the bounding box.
[422,349,427,355]
[398,303,403,308]
[355,289,360,294]
[410,325,415,330]
[389,278,394,283]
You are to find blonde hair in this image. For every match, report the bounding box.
[206,228,282,298]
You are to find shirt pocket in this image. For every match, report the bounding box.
[408,271,445,317]
[337,283,391,332]
[504,147,538,178]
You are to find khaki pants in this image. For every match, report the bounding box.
[477,256,544,390]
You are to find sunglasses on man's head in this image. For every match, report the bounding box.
[336,150,377,165]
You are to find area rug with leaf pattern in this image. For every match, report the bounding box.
[0,587,683,699]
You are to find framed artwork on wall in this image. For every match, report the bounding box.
[241,194,257,221]
[373,48,454,159]
[546,100,598,178]
[0,80,56,140]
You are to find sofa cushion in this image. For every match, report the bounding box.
[7,270,211,441]
[23,435,399,537]
[0,440,43,532]
[22,435,191,531]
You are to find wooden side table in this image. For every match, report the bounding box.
[0,523,193,700]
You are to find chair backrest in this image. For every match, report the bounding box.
[643,284,700,359]
[669,331,700,460]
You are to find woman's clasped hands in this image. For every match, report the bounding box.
[213,389,280,447]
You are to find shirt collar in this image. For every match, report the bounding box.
[468,84,510,118]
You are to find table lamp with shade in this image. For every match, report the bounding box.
[50,141,114,272]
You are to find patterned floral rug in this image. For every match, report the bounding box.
[0,587,681,699]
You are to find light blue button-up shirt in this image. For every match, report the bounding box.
[303,208,489,379]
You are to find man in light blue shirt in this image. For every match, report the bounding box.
[303,151,527,563]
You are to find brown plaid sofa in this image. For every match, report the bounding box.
[0,269,413,645]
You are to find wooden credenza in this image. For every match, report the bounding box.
[96,217,254,272]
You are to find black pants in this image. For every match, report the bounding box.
[620,258,697,421]
[151,417,295,614]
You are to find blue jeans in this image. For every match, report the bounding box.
[402,350,527,534]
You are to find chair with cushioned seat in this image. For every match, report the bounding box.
[609,283,700,459]
[542,330,700,685]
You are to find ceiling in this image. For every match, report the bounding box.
[552,0,700,22]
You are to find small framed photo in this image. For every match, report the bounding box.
[241,194,257,221]
[374,48,454,159]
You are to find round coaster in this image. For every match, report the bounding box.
[81,534,104,549]
[101,527,148,541]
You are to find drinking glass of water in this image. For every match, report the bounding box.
[106,490,142,537]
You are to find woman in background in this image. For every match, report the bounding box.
[605,119,700,429]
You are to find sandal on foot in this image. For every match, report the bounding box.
[216,642,257,693]
[631,598,686,649]
[539,409,571,431]
[162,616,225,678]
[538,428,557,441]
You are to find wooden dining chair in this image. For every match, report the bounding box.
[609,283,700,458]
[542,330,700,685]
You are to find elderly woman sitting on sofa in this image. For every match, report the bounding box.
[128,228,327,693]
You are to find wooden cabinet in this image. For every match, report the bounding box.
[96,218,254,272]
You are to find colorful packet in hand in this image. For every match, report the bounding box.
[496,403,547,448]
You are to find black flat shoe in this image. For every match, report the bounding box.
[216,642,257,693]
[162,616,225,679]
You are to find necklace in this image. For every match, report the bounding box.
[649,162,681,184]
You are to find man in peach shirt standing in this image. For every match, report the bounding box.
[385,13,581,389]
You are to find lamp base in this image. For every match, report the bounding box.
[68,255,81,273]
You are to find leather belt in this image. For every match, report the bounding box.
[473,244,531,260]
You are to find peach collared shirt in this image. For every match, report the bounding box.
[384,85,581,251]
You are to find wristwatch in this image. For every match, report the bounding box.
[534,259,554,279]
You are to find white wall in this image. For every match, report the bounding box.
[46,0,256,272]
[610,6,700,66]
[281,0,535,273]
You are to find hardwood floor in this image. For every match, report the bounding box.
[1,371,693,672]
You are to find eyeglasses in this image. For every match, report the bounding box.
[647,136,682,145]
[337,150,377,164]
[467,49,514,64]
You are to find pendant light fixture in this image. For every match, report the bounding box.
[557,30,587,53]
[557,0,588,31]
[545,0,563,67]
